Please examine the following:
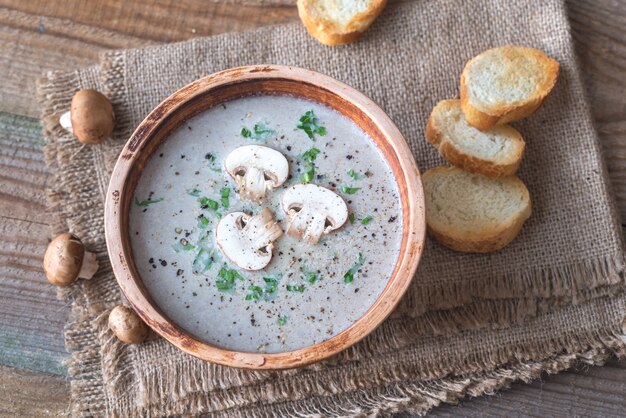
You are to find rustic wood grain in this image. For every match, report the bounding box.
[0,0,298,118]
[0,112,68,376]
[0,364,68,417]
[0,0,623,416]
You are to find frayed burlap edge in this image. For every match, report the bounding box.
[101,315,626,417]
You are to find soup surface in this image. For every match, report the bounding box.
[130,95,402,353]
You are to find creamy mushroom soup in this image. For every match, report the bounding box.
[130,95,403,353]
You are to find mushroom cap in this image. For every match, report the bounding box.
[108,305,149,344]
[70,89,115,145]
[281,184,348,243]
[224,145,289,201]
[43,233,85,287]
[215,208,283,271]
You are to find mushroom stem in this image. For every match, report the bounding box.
[59,111,73,133]
[244,208,284,250]
[78,251,99,279]
[236,166,267,202]
[287,207,327,244]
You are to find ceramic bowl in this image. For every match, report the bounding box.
[105,65,425,370]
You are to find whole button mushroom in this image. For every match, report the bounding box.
[224,145,289,202]
[43,233,99,287]
[281,184,348,244]
[108,305,149,344]
[59,89,115,145]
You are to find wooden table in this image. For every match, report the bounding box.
[1,1,624,416]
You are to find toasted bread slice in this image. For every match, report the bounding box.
[297,0,387,46]
[426,99,525,178]
[460,45,559,131]
[423,166,531,253]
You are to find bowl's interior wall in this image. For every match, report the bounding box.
[119,77,412,348]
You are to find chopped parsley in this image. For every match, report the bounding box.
[302,147,321,163]
[134,197,163,207]
[192,249,213,273]
[245,277,279,301]
[277,315,287,326]
[245,285,264,301]
[199,196,221,217]
[220,187,230,208]
[347,169,365,180]
[361,215,373,225]
[285,284,306,292]
[297,110,326,141]
[305,272,318,284]
[187,188,201,197]
[197,215,210,229]
[216,264,244,291]
[200,197,219,210]
[340,185,361,195]
[192,235,213,274]
[349,213,356,224]
[263,277,278,294]
[241,123,274,140]
[344,253,366,284]
[300,147,321,184]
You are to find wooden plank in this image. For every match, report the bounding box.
[0,0,299,118]
[0,112,68,375]
[567,0,626,219]
[0,364,68,417]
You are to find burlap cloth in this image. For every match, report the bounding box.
[37,0,626,416]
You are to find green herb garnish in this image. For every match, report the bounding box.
[285,284,306,292]
[241,123,274,140]
[244,277,278,301]
[216,264,244,291]
[263,277,278,294]
[300,147,321,184]
[297,110,326,141]
[347,169,364,180]
[220,187,230,208]
[134,197,163,207]
[340,185,361,195]
[305,272,318,284]
[245,285,264,301]
[187,188,201,197]
[197,215,210,229]
[277,315,287,326]
[349,213,356,224]
[360,215,373,225]
[192,249,213,273]
[302,147,320,163]
[344,253,365,284]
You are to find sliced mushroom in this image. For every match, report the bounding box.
[108,305,149,344]
[59,89,115,145]
[43,233,99,287]
[281,184,348,244]
[224,145,288,202]
[215,208,283,271]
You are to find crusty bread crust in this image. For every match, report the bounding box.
[426,100,525,178]
[460,45,559,131]
[423,167,532,253]
[297,0,387,46]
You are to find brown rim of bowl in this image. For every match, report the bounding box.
[104,64,425,370]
